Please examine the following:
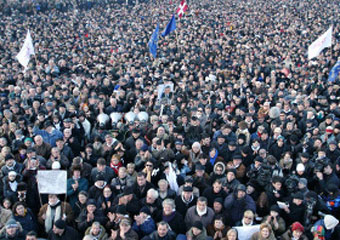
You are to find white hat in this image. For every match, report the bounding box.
[52,161,61,170]
[296,163,305,172]
[8,171,17,177]
[324,215,339,230]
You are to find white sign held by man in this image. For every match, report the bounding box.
[234,225,260,240]
[37,170,67,194]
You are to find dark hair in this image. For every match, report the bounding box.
[137,172,146,178]
[272,176,283,184]
[12,201,26,213]
[26,231,37,237]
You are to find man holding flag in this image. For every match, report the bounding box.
[16,30,35,71]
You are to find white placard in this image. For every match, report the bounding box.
[157,83,174,100]
[234,225,260,240]
[37,170,67,194]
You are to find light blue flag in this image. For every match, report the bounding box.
[148,23,159,58]
[328,60,340,82]
[161,15,176,37]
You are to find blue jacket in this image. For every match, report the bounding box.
[33,127,63,147]
[224,193,256,224]
[13,209,37,235]
[132,216,156,238]
[67,178,89,208]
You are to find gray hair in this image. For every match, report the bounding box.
[147,188,159,200]
[162,198,176,210]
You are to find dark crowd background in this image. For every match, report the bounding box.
[0,0,340,239]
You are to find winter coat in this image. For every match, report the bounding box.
[158,211,186,234]
[261,215,286,236]
[0,208,12,231]
[185,206,215,230]
[202,187,227,208]
[280,229,308,240]
[186,227,208,240]
[175,194,197,216]
[13,208,37,235]
[38,202,74,233]
[76,208,107,233]
[224,194,256,225]
[0,222,25,240]
[108,228,139,240]
[132,216,156,238]
[47,225,80,240]
[142,230,176,240]
[84,224,108,240]
[66,177,89,208]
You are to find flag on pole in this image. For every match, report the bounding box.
[328,60,340,82]
[16,30,35,70]
[148,23,159,58]
[308,26,332,60]
[176,0,188,19]
[161,15,176,37]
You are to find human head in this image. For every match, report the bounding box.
[196,196,207,212]
[162,198,175,215]
[157,221,170,238]
[259,223,272,239]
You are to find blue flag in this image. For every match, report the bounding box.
[162,15,176,37]
[328,60,340,82]
[148,23,159,58]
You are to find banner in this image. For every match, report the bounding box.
[16,30,35,70]
[37,170,67,194]
[308,26,332,60]
[234,225,260,240]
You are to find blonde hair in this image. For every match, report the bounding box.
[243,210,254,219]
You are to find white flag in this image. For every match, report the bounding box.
[308,26,332,60]
[16,30,35,70]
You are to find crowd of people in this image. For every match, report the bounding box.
[0,0,340,239]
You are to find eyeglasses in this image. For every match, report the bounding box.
[146,164,153,167]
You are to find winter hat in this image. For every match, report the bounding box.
[292,192,304,200]
[270,205,281,214]
[5,219,18,229]
[86,199,97,207]
[183,186,193,192]
[8,171,17,177]
[214,197,223,205]
[291,222,304,232]
[192,221,203,230]
[95,173,105,182]
[140,206,151,215]
[51,161,61,170]
[326,126,333,133]
[296,163,305,172]
[324,215,339,230]
[54,219,66,229]
[298,178,308,186]
[116,205,128,215]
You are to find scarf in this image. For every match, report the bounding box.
[9,181,18,192]
[210,150,219,166]
[196,206,207,217]
[163,210,176,223]
[45,200,62,232]
[181,193,194,205]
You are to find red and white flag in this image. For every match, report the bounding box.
[176,0,188,19]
